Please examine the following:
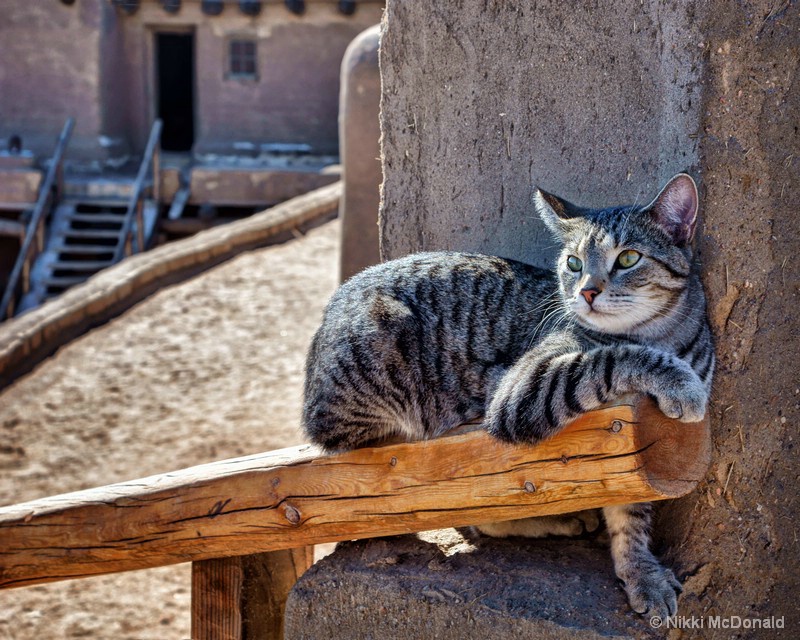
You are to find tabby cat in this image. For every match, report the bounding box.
[302,173,714,619]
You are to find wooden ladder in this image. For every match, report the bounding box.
[22,196,147,307]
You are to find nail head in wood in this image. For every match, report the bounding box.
[524,481,536,493]
[284,504,301,525]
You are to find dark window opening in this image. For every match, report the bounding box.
[157,32,195,152]
[229,40,257,78]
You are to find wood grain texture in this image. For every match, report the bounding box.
[191,547,313,640]
[241,547,314,639]
[0,396,710,590]
[192,557,244,640]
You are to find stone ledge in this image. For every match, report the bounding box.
[0,181,342,388]
[285,529,658,640]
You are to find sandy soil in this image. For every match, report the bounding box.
[0,219,341,639]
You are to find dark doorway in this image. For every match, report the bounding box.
[156,32,195,152]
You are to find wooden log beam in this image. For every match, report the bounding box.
[0,396,710,590]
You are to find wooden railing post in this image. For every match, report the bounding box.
[192,547,314,640]
[36,214,45,252]
[152,140,161,204]
[136,198,145,253]
[55,163,64,202]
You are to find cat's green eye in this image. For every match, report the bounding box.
[566,255,583,272]
[616,250,641,269]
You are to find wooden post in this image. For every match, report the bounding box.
[136,199,145,253]
[36,219,45,252]
[192,557,244,640]
[55,162,64,202]
[152,142,161,204]
[0,118,73,322]
[21,258,30,293]
[192,547,313,640]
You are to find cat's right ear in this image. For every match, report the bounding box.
[534,188,573,237]
[645,173,699,246]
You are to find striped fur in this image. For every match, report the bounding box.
[303,253,555,450]
[302,173,714,618]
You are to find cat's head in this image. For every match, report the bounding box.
[535,173,699,336]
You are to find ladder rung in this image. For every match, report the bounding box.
[56,229,121,239]
[51,243,118,254]
[42,275,89,288]
[49,260,114,271]
[65,197,130,208]
[65,213,126,224]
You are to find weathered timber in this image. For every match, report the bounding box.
[0,396,710,590]
[0,181,342,390]
[191,547,314,640]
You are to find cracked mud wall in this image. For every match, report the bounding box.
[379,0,798,632]
[663,2,799,629]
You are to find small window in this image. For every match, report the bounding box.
[229,39,257,78]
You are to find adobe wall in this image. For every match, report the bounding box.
[376,0,799,632]
[338,24,382,280]
[379,1,704,268]
[0,1,383,161]
[119,1,384,154]
[0,0,113,159]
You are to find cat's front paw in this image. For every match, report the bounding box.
[621,563,682,619]
[652,364,707,423]
[655,387,707,423]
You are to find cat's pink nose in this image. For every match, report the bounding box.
[580,287,600,305]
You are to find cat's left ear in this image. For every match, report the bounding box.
[534,188,578,237]
[646,173,699,245]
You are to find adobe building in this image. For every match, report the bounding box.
[0,0,383,161]
[0,0,383,315]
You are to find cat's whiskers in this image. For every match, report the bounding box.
[616,206,635,245]
[527,299,570,349]
[520,289,560,318]
[524,290,566,326]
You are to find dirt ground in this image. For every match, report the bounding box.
[0,218,341,639]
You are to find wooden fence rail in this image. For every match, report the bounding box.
[0,396,710,594]
[0,396,710,638]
